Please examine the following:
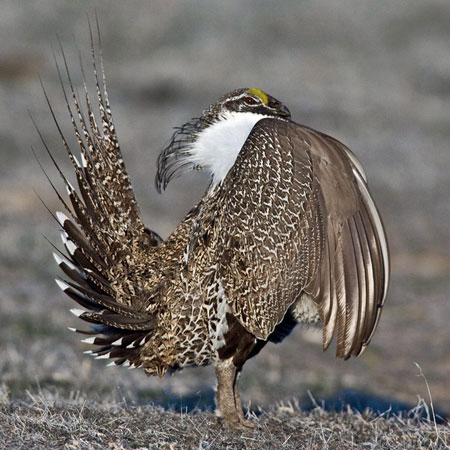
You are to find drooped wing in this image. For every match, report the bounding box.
[213,118,389,358]
[301,126,389,358]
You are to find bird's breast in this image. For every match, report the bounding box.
[188,111,271,185]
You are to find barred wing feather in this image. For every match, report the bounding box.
[214,119,389,359]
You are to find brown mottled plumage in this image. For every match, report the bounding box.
[42,28,389,429]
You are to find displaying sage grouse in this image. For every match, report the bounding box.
[45,40,389,429]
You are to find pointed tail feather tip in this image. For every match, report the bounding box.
[61,231,68,245]
[70,308,86,317]
[53,252,64,266]
[53,252,78,271]
[55,278,70,291]
[56,211,70,226]
[65,239,78,255]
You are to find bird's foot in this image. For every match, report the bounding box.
[236,418,256,429]
[220,413,256,430]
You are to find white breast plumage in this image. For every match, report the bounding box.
[188,111,270,185]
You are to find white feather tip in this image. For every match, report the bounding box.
[70,308,86,317]
[55,279,70,292]
[56,211,70,227]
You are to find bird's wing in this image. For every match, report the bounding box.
[38,31,162,368]
[301,126,389,358]
[213,118,389,358]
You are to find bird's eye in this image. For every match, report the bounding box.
[245,97,258,106]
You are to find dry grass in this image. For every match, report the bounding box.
[0,385,448,449]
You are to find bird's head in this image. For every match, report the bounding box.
[156,88,291,192]
[211,88,291,118]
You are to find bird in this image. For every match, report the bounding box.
[42,33,389,430]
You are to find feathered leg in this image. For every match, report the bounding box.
[233,369,254,427]
[215,359,255,430]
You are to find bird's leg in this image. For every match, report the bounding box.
[233,368,255,428]
[215,359,240,428]
[215,359,255,430]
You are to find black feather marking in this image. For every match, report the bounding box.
[29,118,74,218]
[63,280,151,319]
[78,311,154,331]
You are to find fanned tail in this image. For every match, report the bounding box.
[37,19,162,369]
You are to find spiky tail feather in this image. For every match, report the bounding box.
[37,18,162,369]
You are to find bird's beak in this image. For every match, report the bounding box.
[281,105,291,118]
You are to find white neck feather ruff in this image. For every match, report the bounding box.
[188,111,270,185]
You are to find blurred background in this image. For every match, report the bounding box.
[0,0,449,417]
